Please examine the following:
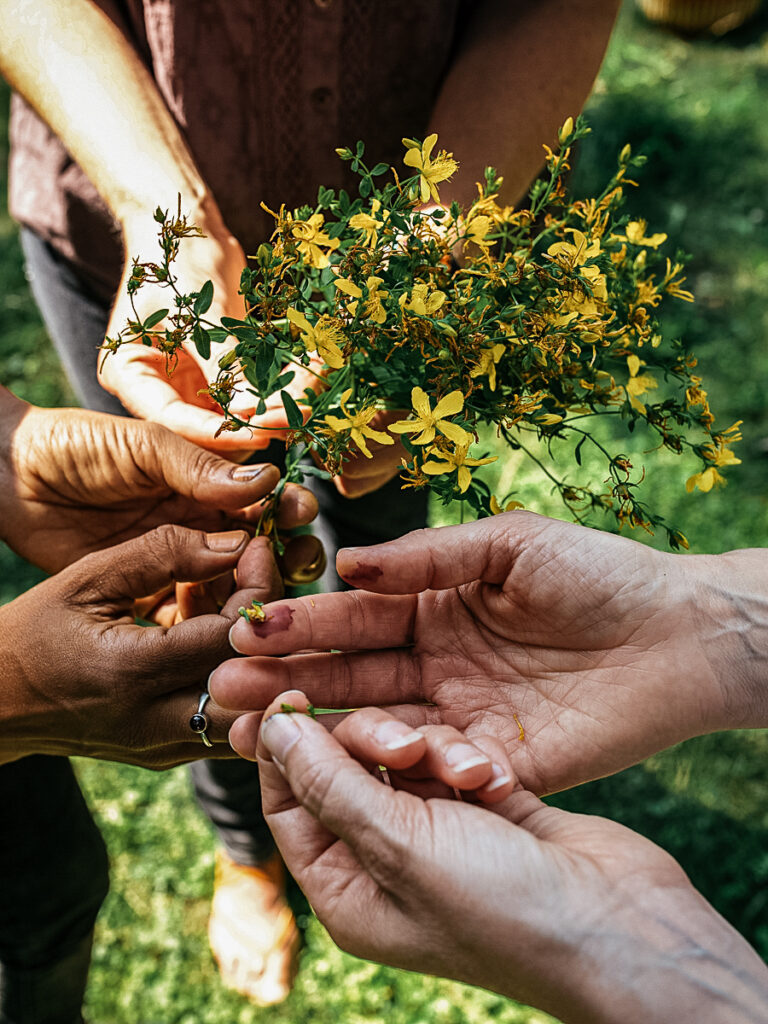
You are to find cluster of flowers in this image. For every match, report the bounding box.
[105,117,740,549]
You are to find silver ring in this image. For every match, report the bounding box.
[189,692,213,747]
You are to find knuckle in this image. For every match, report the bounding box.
[292,756,339,818]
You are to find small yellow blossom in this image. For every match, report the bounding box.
[399,282,446,317]
[547,229,601,271]
[662,259,694,302]
[686,466,726,494]
[463,213,494,249]
[336,275,389,324]
[625,354,658,413]
[286,307,345,369]
[421,443,497,493]
[558,117,574,144]
[402,133,459,204]
[291,213,340,268]
[617,219,667,249]
[388,386,471,446]
[324,389,394,458]
[535,412,564,426]
[469,343,505,391]
[490,495,525,514]
[349,199,384,246]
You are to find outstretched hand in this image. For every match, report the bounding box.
[213,512,752,795]
[0,393,317,573]
[98,213,317,452]
[251,694,768,1023]
[0,527,286,769]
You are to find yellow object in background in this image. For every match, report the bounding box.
[635,0,762,33]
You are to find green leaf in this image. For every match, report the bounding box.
[281,390,304,429]
[194,280,214,316]
[359,177,372,198]
[207,327,230,344]
[574,435,585,466]
[192,323,211,360]
[297,463,332,480]
[370,162,389,176]
[142,309,169,330]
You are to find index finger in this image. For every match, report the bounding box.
[227,590,417,656]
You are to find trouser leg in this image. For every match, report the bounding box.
[0,756,109,1024]
[19,228,126,416]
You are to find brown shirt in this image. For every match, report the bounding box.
[9,0,468,303]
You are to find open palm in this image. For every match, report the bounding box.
[219,512,729,794]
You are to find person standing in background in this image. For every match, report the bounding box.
[0,1,619,1016]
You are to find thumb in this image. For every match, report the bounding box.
[138,422,282,509]
[336,510,546,594]
[71,524,249,605]
[251,694,408,883]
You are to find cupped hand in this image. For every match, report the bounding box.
[0,393,317,573]
[98,212,316,452]
[252,694,767,1023]
[0,525,288,769]
[213,512,734,796]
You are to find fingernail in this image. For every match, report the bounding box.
[261,713,301,762]
[446,743,490,774]
[374,721,423,751]
[484,765,513,792]
[206,530,247,551]
[229,622,244,653]
[231,464,271,481]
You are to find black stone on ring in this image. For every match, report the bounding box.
[189,692,213,747]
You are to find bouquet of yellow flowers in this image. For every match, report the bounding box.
[104,116,739,550]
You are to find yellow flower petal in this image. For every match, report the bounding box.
[431,390,464,419]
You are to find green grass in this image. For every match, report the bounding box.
[1,2,767,1020]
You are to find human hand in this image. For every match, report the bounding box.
[214,512,767,796]
[98,207,316,452]
[249,694,768,1024]
[0,526,287,769]
[0,391,317,573]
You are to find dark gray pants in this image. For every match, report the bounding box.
[0,229,427,1023]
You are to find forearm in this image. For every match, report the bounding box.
[428,0,620,206]
[0,0,216,230]
[684,550,768,731]
[547,885,768,1024]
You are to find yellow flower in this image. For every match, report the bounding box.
[388,387,471,446]
[349,199,384,246]
[421,443,497,493]
[463,213,494,249]
[291,213,340,269]
[490,495,525,515]
[618,219,667,249]
[558,116,574,144]
[286,307,345,369]
[399,282,446,317]
[469,343,505,391]
[547,229,601,270]
[686,466,726,494]
[625,353,657,414]
[402,133,459,204]
[324,389,394,459]
[335,275,389,324]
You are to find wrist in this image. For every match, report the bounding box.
[684,550,768,730]
[537,881,768,1024]
[120,190,229,250]
[0,389,31,527]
